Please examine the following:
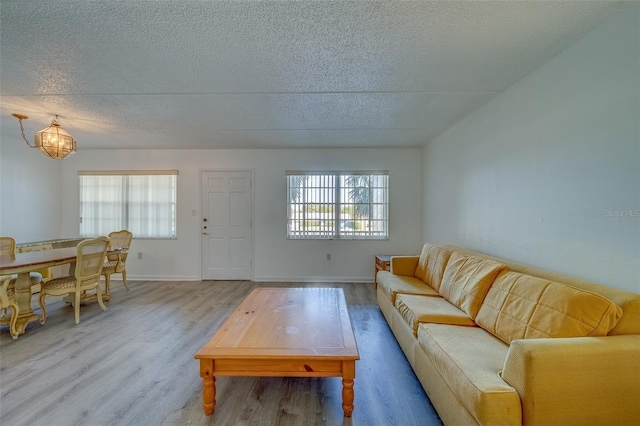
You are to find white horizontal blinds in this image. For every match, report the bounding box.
[79,171,177,239]
[287,176,302,238]
[287,174,335,239]
[78,170,178,176]
[310,174,335,239]
[340,174,389,239]
[80,175,125,236]
[286,170,389,240]
[127,175,176,238]
[286,170,388,176]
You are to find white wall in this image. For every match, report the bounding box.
[423,4,639,293]
[59,148,423,282]
[0,132,63,242]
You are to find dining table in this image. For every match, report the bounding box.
[0,245,127,337]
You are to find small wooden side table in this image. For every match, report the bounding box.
[375,255,392,286]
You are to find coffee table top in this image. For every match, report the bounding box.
[195,287,359,360]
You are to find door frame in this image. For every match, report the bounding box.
[199,169,255,281]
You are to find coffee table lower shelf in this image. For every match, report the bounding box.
[198,357,356,416]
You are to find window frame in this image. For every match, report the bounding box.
[286,170,389,240]
[78,170,178,239]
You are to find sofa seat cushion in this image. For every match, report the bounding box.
[439,252,508,320]
[417,323,521,425]
[476,271,623,344]
[395,294,475,335]
[414,244,453,292]
[377,271,440,305]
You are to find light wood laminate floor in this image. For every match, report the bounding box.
[0,281,442,426]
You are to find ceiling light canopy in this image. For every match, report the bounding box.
[12,113,77,160]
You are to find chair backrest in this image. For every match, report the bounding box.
[0,237,16,256]
[107,230,132,262]
[75,237,109,287]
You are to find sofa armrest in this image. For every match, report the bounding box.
[502,335,640,425]
[390,256,419,277]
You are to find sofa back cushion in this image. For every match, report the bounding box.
[476,271,623,344]
[414,244,452,291]
[444,244,640,336]
[439,252,508,319]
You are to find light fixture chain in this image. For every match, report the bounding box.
[16,117,34,148]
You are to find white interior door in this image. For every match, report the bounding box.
[201,171,253,280]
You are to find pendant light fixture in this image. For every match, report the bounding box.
[12,113,77,159]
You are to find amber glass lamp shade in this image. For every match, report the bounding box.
[34,122,77,159]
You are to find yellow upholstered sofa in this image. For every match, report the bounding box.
[376,243,640,425]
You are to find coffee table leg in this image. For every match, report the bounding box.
[200,359,216,415]
[341,361,355,417]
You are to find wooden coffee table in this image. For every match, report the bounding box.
[195,287,360,417]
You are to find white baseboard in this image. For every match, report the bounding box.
[125,275,201,281]
[253,275,374,283]
[114,275,374,283]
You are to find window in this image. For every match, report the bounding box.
[79,170,177,239]
[287,170,389,239]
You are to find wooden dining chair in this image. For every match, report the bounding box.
[0,275,19,339]
[38,237,109,325]
[101,230,133,293]
[0,237,14,255]
[0,237,44,288]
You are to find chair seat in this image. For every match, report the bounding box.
[9,272,43,286]
[103,260,119,271]
[42,276,79,291]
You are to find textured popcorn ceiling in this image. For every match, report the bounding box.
[0,1,630,149]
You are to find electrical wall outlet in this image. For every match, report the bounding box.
[326,253,331,261]
[137,252,143,259]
